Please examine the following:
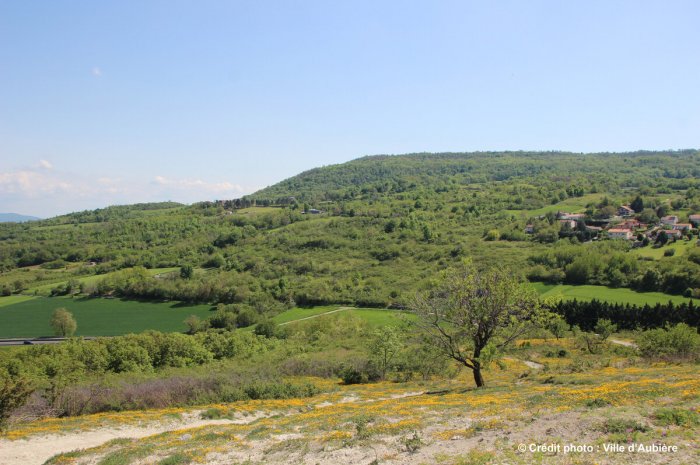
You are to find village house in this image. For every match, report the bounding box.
[585,225,603,233]
[607,228,634,240]
[660,215,679,225]
[690,214,700,227]
[618,205,635,217]
[617,219,644,230]
[664,229,683,240]
[671,223,694,231]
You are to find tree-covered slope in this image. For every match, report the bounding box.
[249,150,700,204]
[1,151,699,315]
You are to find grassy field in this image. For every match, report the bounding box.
[345,307,413,326]
[532,282,694,305]
[632,240,696,260]
[271,306,412,328]
[0,296,214,338]
[0,295,37,308]
[271,305,344,324]
[505,193,603,217]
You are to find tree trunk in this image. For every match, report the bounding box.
[471,344,485,388]
[472,361,485,387]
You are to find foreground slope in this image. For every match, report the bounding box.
[3,337,697,465]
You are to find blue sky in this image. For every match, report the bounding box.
[1,1,699,217]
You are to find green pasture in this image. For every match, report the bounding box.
[271,305,342,324]
[532,282,694,306]
[272,306,413,328]
[506,193,603,217]
[0,296,214,338]
[632,240,696,260]
[0,295,37,308]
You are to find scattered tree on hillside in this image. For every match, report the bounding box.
[631,196,644,213]
[410,264,543,387]
[184,315,206,335]
[50,307,77,337]
[370,326,402,380]
[180,264,194,279]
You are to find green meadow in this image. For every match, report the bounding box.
[532,282,694,306]
[505,193,603,217]
[632,240,696,260]
[0,296,213,338]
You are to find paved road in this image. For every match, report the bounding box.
[0,337,98,346]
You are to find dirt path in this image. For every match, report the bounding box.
[0,388,427,465]
[504,357,544,370]
[609,338,638,348]
[0,412,266,465]
[277,306,354,326]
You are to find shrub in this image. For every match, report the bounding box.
[338,362,381,385]
[586,398,611,408]
[0,374,34,431]
[353,414,374,439]
[235,308,259,328]
[654,408,699,427]
[484,229,500,241]
[601,418,648,434]
[339,367,367,385]
[158,454,191,465]
[200,407,227,420]
[637,323,700,358]
[254,320,277,338]
[594,319,617,341]
[401,431,424,453]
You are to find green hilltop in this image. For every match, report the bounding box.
[1,150,699,317]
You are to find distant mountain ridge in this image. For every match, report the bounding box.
[0,213,41,223]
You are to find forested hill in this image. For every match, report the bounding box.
[40,202,185,226]
[248,150,700,203]
[1,150,699,312]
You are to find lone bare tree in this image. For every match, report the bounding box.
[410,264,542,387]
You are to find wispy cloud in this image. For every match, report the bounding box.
[153,175,246,194]
[91,66,102,77]
[0,162,254,217]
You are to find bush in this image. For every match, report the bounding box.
[200,407,227,420]
[637,323,700,358]
[654,408,699,427]
[339,367,368,385]
[235,308,259,328]
[0,374,34,431]
[484,229,500,241]
[254,320,277,338]
[338,362,381,385]
[401,431,424,453]
[601,418,648,434]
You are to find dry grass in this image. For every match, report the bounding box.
[5,338,700,465]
